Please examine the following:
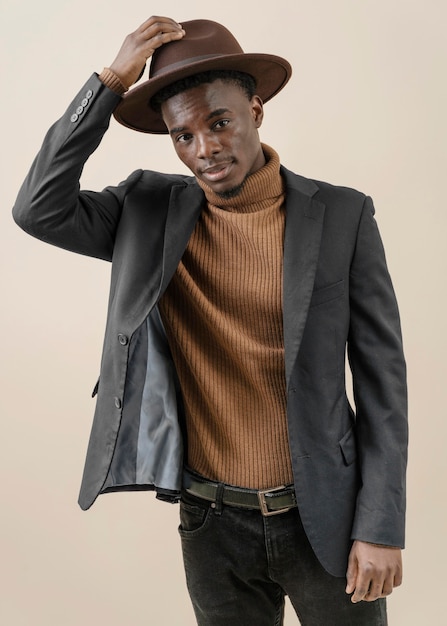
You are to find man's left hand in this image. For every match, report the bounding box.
[346,540,403,603]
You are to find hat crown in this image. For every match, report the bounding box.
[150,20,244,79]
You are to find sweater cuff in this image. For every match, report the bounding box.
[98,68,127,96]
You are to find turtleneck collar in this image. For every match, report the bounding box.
[196,144,284,213]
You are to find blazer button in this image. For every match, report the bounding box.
[114,397,122,409]
[118,334,129,345]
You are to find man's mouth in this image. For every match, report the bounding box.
[200,162,233,183]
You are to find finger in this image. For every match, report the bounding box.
[140,16,184,40]
[351,583,371,604]
[375,567,402,599]
[345,557,357,595]
[147,29,185,55]
[137,20,185,59]
[375,559,402,599]
[364,578,386,602]
[380,577,394,598]
[393,566,403,588]
[350,568,373,603]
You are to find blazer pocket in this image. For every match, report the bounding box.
[310,279,344,308]
[339,427,357,466]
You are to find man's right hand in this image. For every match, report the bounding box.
[109,16,185,89]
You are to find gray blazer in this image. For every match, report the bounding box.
[13,74,408,577]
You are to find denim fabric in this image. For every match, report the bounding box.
[179,491,387,626]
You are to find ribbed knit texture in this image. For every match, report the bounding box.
[98,68,128,95]
[159,145,293,489]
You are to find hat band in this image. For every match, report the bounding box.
[151,53,241,79]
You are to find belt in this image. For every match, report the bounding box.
[183,471,297,517]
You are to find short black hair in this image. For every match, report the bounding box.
[150,69,257,113]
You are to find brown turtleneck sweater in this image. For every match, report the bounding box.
[159,145,293,489]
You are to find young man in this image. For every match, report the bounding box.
[13,16,408,626]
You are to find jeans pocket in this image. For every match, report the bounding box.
[179,498,212,537]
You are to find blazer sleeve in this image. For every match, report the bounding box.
[347,196,408,548]
[12,73,142,261]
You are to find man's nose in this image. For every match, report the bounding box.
[196,134,221,159]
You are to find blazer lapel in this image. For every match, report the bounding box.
[159,180,204,297]
[282,168,325,387]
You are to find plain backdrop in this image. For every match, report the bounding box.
[1,0,446,624]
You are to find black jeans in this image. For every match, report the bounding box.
[179,491,387,626]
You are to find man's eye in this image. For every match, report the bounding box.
[177,134,192,143]
[214,119,229,129]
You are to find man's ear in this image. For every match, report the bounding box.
[251,95,264,128]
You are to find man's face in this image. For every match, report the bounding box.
[161,79,265,197]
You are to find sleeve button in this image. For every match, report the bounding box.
[70,113,79,123]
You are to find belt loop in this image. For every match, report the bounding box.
[213,482,225,516]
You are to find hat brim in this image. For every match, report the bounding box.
[113,53,292,134]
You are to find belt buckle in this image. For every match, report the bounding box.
[257,485,292,517]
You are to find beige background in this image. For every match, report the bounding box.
[1,0,446,624]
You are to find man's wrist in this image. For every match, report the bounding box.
[98,67,128,95]
[358,540,401,550]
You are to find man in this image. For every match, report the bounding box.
[13,16,408,625]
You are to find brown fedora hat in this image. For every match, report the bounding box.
[113,19,292,134]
